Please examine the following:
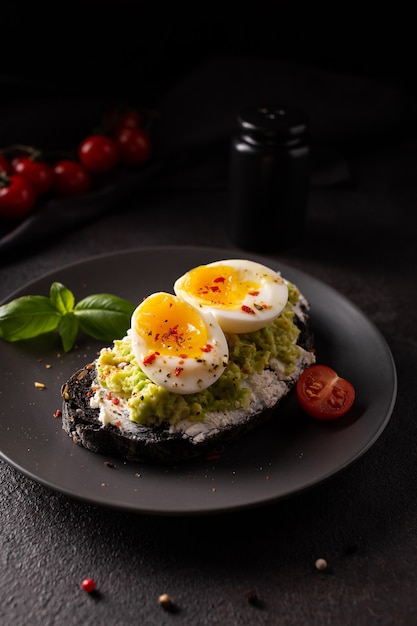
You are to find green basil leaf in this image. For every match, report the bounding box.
[58,312,80,352]
[50,282,75,314]
[75,293,135,341]
[0,295,61,341]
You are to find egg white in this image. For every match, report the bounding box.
[130,292,229,394]
[174,259,288,333]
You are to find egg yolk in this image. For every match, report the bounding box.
[133,293,210,359]
[178,265,261,310]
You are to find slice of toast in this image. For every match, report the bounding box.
[61,292,315,464]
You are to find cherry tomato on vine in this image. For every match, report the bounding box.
[12,156,54,196]
[78,135,120,174]
[104,108,143,133]
[113,126,151,166]
[0,155,12,175]
[296,364,355,420]
[53,160,92,196]
[0,174,36,219]
[115,110,143,131]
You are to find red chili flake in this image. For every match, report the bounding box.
[143,352,159,365]
[241,305,256,315]
[81,578,96,593]
[163,325,184,346]
[53,409,61,419]
[179,353,188,359]
[210,285,220,292]
[106,391,113,400]
[248,290,260,296]
[214,276,225,283]
[112,397,120,405]
[200,344,213,353]
[175,367,183,377]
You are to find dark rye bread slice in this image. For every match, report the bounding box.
[61,299,315,464]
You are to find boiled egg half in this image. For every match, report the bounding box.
[174,259,288,334]
[130,292,229,394]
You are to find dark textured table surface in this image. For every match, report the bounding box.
[1,51,417,625]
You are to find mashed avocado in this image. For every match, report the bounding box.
[95,283,302,427]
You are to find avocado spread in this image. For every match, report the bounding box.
[95,283,302,427]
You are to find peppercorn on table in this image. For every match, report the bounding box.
[1,43,417,626]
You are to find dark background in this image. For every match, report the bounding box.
[2,5,415,103]
[2,6,417,626]
[2,4,415,260]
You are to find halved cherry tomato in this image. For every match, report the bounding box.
[53,160,92,196]
[12,156,54,196]
[78,135,120,174]
[296,364,355,420]
[0,174,36,219]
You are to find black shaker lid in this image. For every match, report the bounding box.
[237,104,309,143]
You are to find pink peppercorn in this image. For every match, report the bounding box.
[81,578,96,593]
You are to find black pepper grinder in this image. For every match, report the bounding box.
[229,104,310,252]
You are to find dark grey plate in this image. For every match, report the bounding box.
[0,246,397,516]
